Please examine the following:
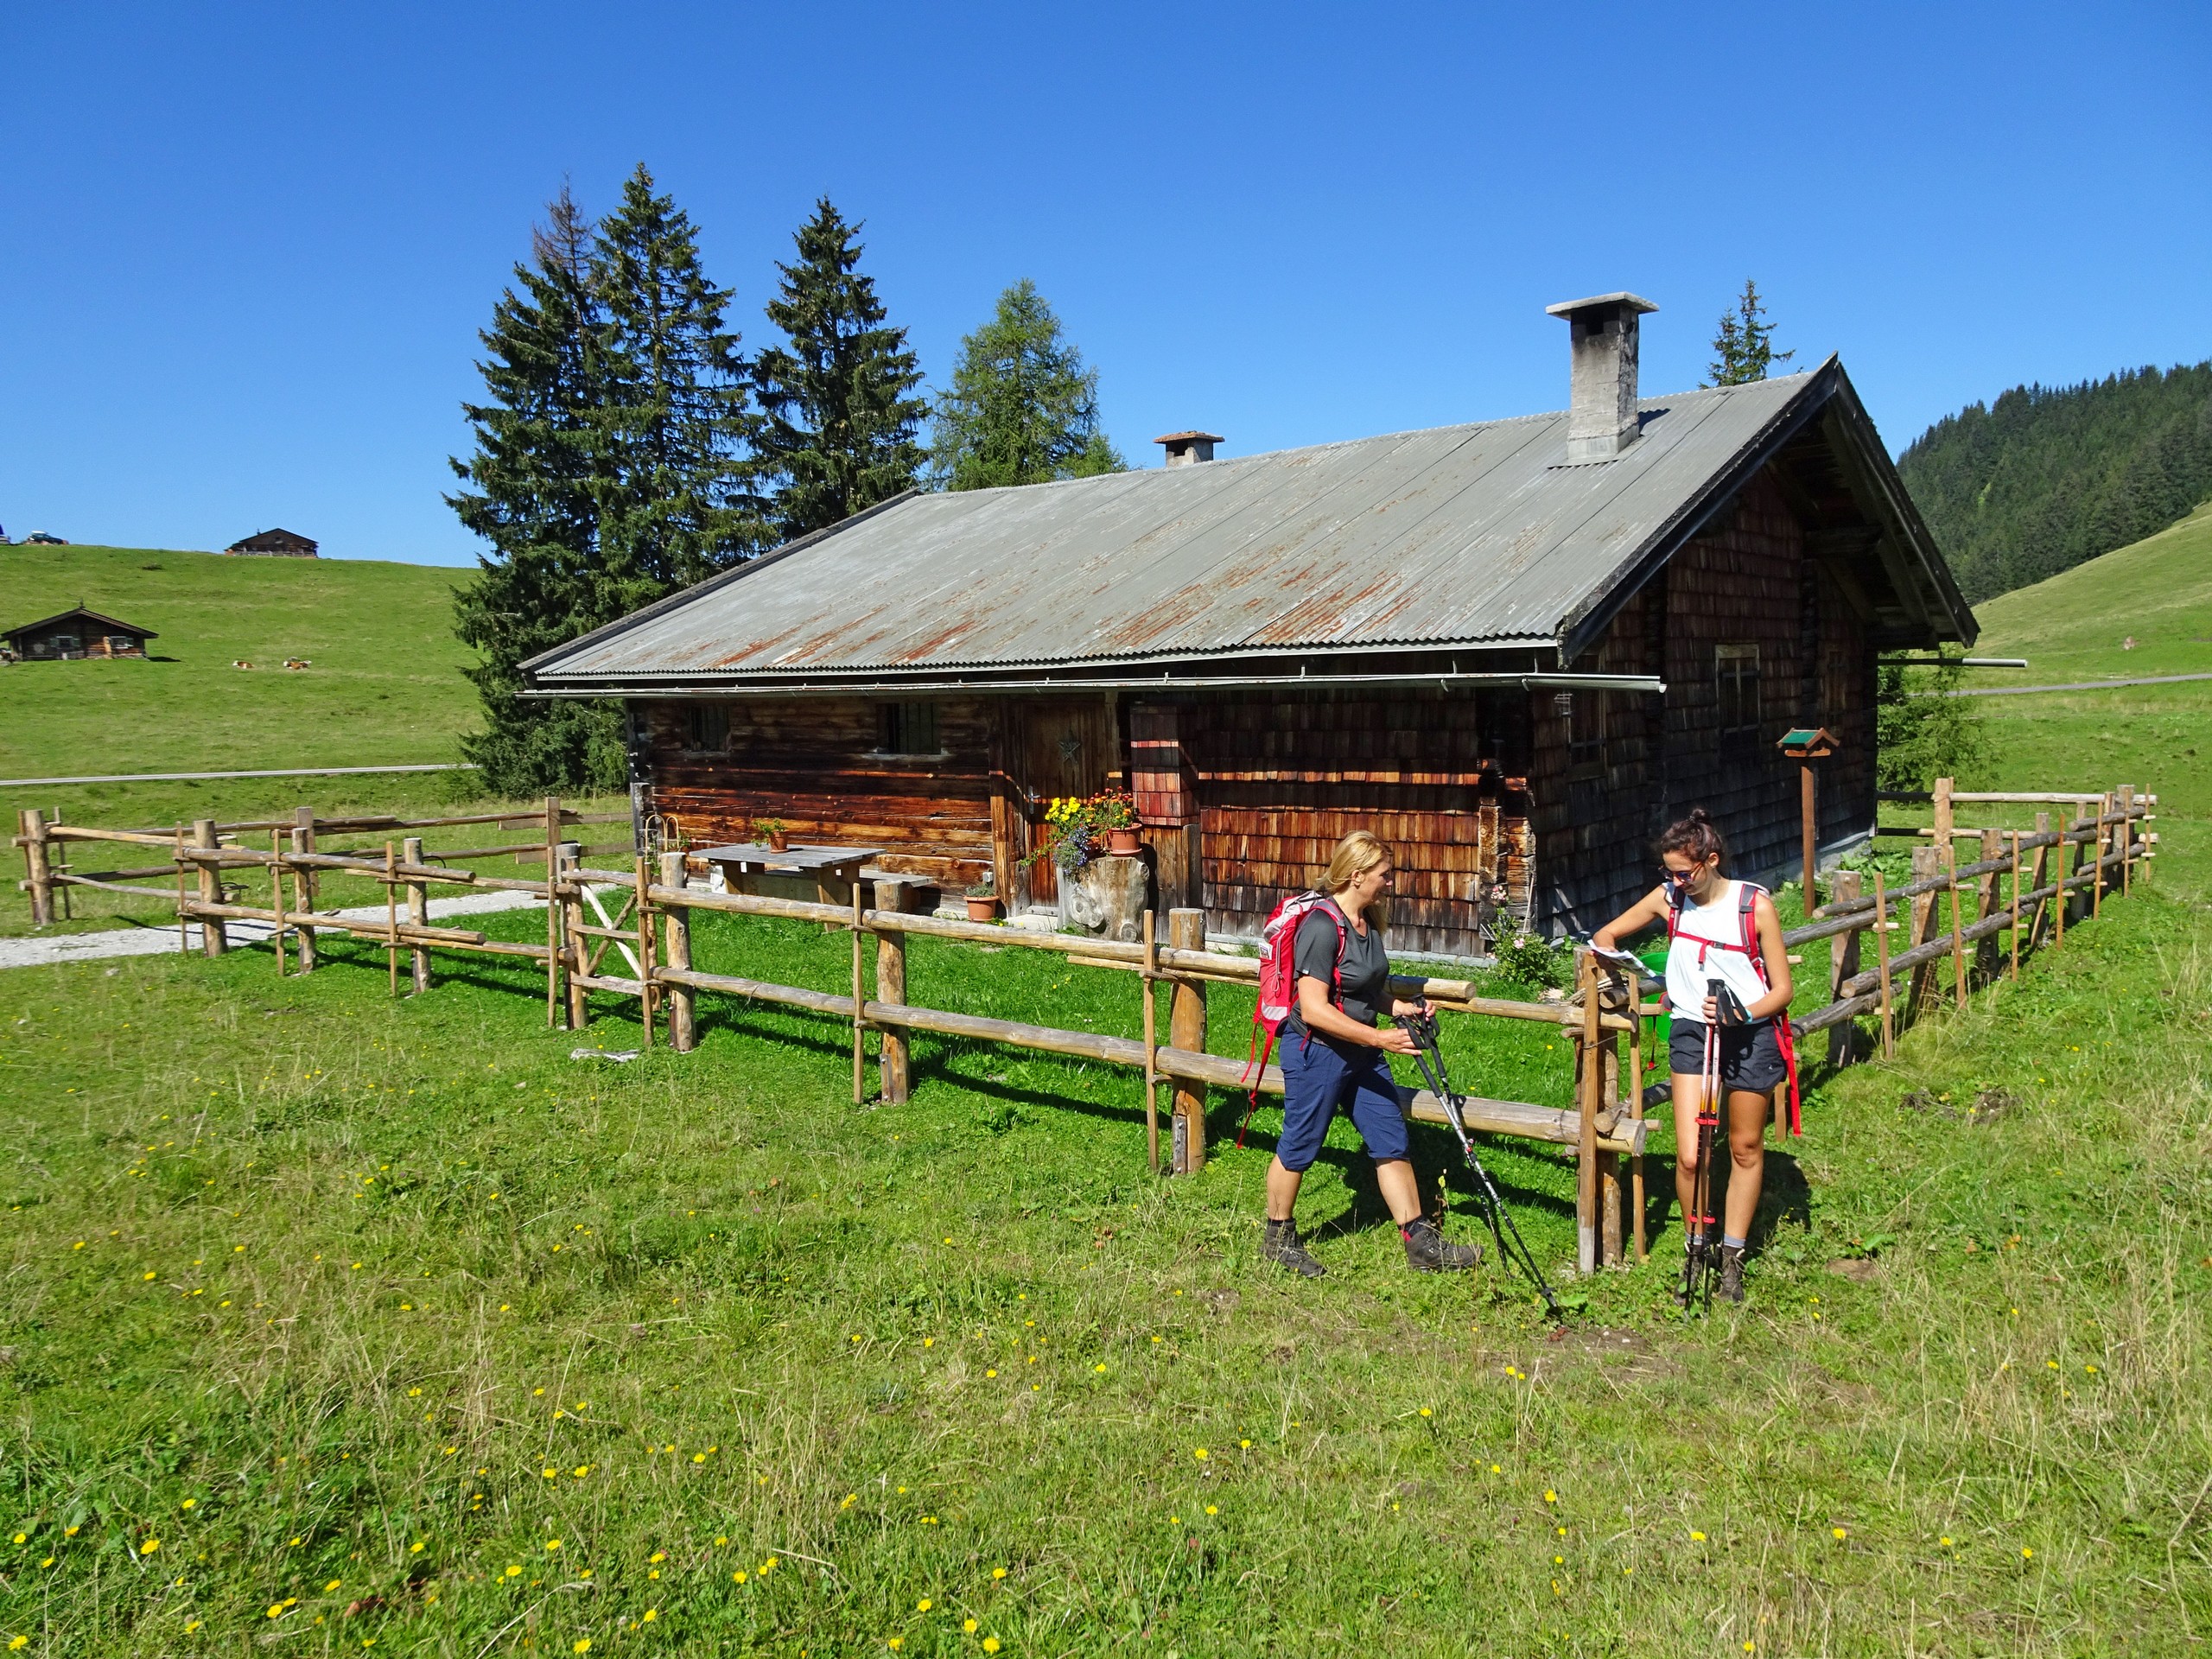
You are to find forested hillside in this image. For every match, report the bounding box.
[1897,360,2212,602]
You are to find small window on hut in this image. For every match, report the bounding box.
[877,701,941,758]
[683,703,729,753]
[1715,645,1761,745]
[1567,691,1605,774]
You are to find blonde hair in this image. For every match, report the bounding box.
[1320,830,1393,929]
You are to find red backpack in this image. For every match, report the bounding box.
[1665,880,1802,1136]
[1236,892,1351,1147]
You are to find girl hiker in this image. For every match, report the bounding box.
[1259,831,1483,1279]
[1593,808,1793,1303]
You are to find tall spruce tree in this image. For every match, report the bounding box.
[930,280,1123,490]
[752,198,927,539]
[590,164,768,591]
[1706,278,1794,387]
[449,187,628,796]
[449,169,764,798]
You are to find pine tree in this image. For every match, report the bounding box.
[449,187,629,797]
[448,170,766,798]
[752,198,927,539]
[1706,279,1794,387]
[591,164,768,592]
[930,280,1124,490]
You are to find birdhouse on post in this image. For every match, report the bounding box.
[1777,727,1840,910]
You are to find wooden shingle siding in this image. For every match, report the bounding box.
[1181,688,1531,957]
[644,696,997,891]
[1528,466,1872,937]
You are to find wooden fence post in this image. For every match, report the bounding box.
[664,851,696,1054]
[1575,948,1601,1276]
[1973,827,2002,986]
[2027,811,2052,950]
[1142,909,1160,1177]
[1598,1001,1623,1268]
[1827,868,1862,1066]
[1944,844,1967,1010]
[193,819,226,957]
[2060,808,2081,942]
[384,842,399,996]
[873,878,909,1100]
[2092,791,2110,921]
[48,809,70,921]
[2008,832,2022,982]
[292,806,317,973]
[2114,787,2132,902]
[1168,907,1208,1174]
[1907,844,1940,1016]
[543,797,561,1027]
[270,829,289,976]
[561,842,587,1030]
[1872,869,1894,1058]
[19,810,54,928]
[1931,776,1954,848]
[849,881,864,1101]
[403,836,431,995]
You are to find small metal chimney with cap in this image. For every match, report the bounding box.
[1154,430,1223,467]
[1544,293,1657,461]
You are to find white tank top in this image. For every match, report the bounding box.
[1663,880,1771,1024]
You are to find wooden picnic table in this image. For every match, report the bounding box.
[695,842,883,915]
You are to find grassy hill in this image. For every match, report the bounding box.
[1967,499,2212,684]
[0,543,479,783]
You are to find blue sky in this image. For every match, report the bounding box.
[2,3,2206,566]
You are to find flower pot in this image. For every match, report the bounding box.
[965,896,1000,923]
[766,830,789,852]
[1104,827,1142,855]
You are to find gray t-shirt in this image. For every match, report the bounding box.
[1282,904,1391,1036]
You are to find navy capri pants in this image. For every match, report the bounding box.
[1276,1032,1411,1172]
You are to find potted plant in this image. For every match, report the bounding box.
[755,817,790,853]
[1090,788,1142,855]
[964,876,1000,923]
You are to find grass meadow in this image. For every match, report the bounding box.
[0,676,2206,1656]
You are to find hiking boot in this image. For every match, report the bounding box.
[1675,1236,1709,1307]
[1261,1217,1326,1279]
[1402,1216,1482,1274]
[1717,1244,1747,1304]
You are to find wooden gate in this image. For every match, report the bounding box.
[1006,697,1116,910]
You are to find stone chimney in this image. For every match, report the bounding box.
[1154,430,1223,467]
[1543,293,1657,462]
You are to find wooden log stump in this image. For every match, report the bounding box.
[403,836,431,995]
[193,819,226,957]
[663,852,696,1053]
[1168,907,1207,1174]
[874,878,911,1102]
[19,810,54,928]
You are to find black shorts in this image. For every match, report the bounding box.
[1669,1020,1789,1095]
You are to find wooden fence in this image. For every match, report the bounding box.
[14,779,2156,1279]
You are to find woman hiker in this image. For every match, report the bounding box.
[1592,808,1793,1303]
[1260,831,1483,1279]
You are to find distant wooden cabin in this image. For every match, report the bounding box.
[226,527,318,557]
[524,295,1975,953]
[4,606,157,661]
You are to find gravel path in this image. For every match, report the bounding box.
[0,889,546,971]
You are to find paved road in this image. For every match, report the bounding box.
[0,889,545,971]
[0,762,473,788]
[1944,671,2212,697]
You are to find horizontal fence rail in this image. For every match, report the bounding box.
[12,777,2156,1280]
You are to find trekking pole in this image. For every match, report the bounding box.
[1400,1011,1567,1323]
[1683,983,1723,1311]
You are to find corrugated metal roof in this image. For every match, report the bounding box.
[529,370,1832,685]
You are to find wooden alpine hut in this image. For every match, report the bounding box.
[523,295,1975,953]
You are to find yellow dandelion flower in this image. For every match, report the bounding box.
[642,1611,658,1623]
[1543,1490,1556,1503]
[140,1538,160,1554]
[983,1641,1001,1655]
[965,1619,978,1633]
[1832,1527,1847,1540]
[2022,1547,2033,1560]
[544,1539,562,1551]
[574,1643,591,1655]
[1193,1447,1208,1460]
[324,1579,341,1592]
[1691,1530,1707,1541]
[1205,1505,1218,1516]
[1418,1408,1431,1418]
[992,1567,1007,1579]
[505,1565,522,1578]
